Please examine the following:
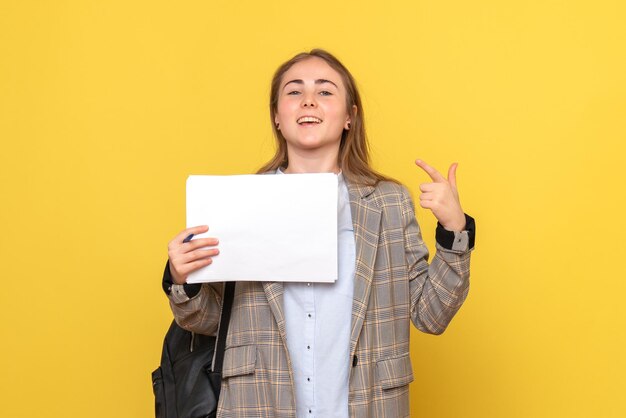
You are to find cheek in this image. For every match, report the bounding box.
[276,101,296,121]
[326,107,349,125]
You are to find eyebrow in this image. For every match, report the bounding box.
[282,79,339,90]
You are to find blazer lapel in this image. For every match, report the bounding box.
[347,182,381,359]
[262,281,288,346]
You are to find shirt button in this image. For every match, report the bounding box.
[307,282,311,286]
[309,410,312,414]
[307,377,311,382]
[308,314,312,318]
[307,345,310,349]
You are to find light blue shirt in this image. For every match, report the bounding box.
[280,169,355,418]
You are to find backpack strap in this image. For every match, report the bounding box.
[212,281,235,374]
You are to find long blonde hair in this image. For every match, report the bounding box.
[257,49,395,186]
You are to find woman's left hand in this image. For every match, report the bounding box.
[414,159,466,232]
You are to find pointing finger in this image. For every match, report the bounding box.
[415,159,446,183]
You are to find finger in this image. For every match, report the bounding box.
[415,159,446,183]
[184,237,220,252]
[419,183,435,193]
[172,225,209,245]
[183,248,220,263]
[418,199,434,209]
[170,250,216,274]
[448,163,458,188]
[178,257,214,278]
[419,192,434,201]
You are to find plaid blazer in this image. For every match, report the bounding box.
[168,180,472,418]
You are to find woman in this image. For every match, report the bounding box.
[164,49,475,418]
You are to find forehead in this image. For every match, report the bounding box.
[280,57,345,88]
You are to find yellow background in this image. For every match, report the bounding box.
[1,1,624,417]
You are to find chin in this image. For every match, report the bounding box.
[299,139,327,148]
[288,134,340,149]
[298,141,339,153]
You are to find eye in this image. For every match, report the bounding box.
[287,90,301,95]
[319,90,333,96]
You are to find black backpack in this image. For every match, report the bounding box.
[152,282,235,418]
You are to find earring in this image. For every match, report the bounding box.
[346,122,351,130]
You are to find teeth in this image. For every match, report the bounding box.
[297,116,322,124]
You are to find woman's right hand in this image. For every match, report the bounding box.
[167,225,219,285]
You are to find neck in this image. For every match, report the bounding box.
[284,146,341,174]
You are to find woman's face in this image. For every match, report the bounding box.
[274,57,352,156]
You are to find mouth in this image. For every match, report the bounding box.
[297,116,323,125]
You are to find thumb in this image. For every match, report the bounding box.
[448,163,458,188]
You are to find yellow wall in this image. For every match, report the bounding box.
[1,1,624,417]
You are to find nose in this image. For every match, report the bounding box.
[302,93,316,108]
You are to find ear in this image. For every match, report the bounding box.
[344,105,357,130]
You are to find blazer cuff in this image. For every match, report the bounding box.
[162,260,202,299]
[435,213,476,251]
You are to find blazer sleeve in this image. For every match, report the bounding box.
[400,187,472,335]
[165,262,224,336]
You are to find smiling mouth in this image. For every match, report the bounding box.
[297,116,323,125]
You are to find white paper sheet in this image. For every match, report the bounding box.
[186,173,338,283]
